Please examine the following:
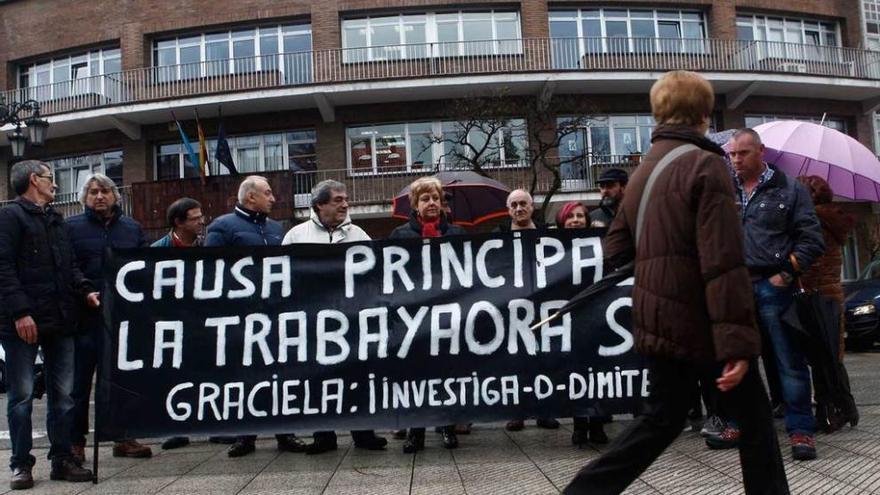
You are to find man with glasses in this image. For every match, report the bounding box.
[0,161,98,489]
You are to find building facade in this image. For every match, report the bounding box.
[1,0,878,274]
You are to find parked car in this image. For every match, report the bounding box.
[843,258,880,350]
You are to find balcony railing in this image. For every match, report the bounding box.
[0,186,132,219]
[288,155,639,209]
[2,37,879,119]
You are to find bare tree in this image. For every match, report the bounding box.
[425,89,597,221]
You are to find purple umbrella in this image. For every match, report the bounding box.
[752,121,880,201]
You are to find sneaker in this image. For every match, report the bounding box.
[505,419,525,431]
[71,444,86,465]
[705,426,741,450]
[50,458,93,482]
[112,440,152,458]
[700,416,726,438]
[790,433,817,460]
[10,466,33,490]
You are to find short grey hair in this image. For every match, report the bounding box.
[10,160,49,196]
[79,173,121,205]
[733,128,763,147]
[506,188,533,206]
[311,179,346,211]
[237,175,269,204]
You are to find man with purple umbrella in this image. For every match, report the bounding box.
[713,128,824,461]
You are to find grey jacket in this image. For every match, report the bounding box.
[734,165,825,276]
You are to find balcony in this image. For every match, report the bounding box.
[2,37,879,121]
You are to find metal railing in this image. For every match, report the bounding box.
[2,37,878,118]
[0,186,132,219]
[288,155,638,209]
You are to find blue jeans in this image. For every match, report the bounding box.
[753,279,815,435]
[1,334,75,470]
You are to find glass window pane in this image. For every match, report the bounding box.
[371,24,402,60]
[376,124,406,172]
[410,132,434,170]
[206,41,229,75]
[104,151,123,185]
[496,19,520,53]
[657,11,679,20]
[179,35,200,47]
[283,32,311,52]
[606,20,628,53]
[658,22,682,52]
[613,127,638,155]
[737,24,754,41]
[205,32,228,43]
[630,10,652,19]
[157,154,180,181]
[589,126,610,157]
[582,19,602,53]
[344,24,368,47]
[179,45,201,79]
[462,18,493,55]
[681,12,702,21]
[437,22,460,56]
[404,22,427,58]
[632,19,655,53]
[604,9,627,18]
[349,127,374,171]
[551,20,579,68]
[233,39,255,72]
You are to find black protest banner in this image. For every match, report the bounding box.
[97,229,643,441]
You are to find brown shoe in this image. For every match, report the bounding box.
[72,444,86,465]
[10,466,33,489]
[112,440,152,458]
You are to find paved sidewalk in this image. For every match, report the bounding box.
[2,351,880,494]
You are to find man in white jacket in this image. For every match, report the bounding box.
[283,179,370,244]
[282,179,384,454]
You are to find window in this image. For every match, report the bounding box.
[736,14,840,62]
[341,11,522,62]
[153,24,312,84]
[874,113,880,155]
[155,130,316,180]
[17,48,121,103]
[46,150,123,203]
[557,115,654,180]
[346,120,527,174]
[745,114,847,134]
[549,9,706,67]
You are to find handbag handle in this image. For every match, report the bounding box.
[789,254,806,292]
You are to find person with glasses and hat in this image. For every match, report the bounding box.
[590,168,629,228]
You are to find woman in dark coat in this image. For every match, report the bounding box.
[389,177,465,453]
[556,201,610,446]
[797,175,858,432]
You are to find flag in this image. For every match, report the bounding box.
[194,108,208,184]
[171,111,199,175]
[215,106,238,175]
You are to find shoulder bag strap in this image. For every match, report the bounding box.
[635,144,699,245]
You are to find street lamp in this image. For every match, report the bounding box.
[1,95,50,159]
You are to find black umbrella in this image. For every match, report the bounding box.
[782,271,859,429]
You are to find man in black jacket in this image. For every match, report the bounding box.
[66,174,152,462]
[0,160,98,489]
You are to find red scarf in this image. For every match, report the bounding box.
[420,218,441,238]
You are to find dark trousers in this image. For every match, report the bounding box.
[563,358,789,495]
[71,327,99,447]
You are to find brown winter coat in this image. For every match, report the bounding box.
[604,125,761,363]
[800,204,853,303]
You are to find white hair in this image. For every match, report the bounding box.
[506,188,533,206]
[237,175,269,204]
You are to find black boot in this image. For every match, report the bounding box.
[50,458,93,482]
[305,432,337,455]
[352,430,387,450]
[228,437,256,457]
[403,428,425,453]
[571,417,590,446]
[589,421,609,444]
[441,426,458,449]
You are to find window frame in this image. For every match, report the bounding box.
[46,149,124,203]
[151,24,312,82]
[340,11,523,62]
[17,47,122,102]
[345,119,528,176]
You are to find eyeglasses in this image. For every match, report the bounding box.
[35,174,55,182]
